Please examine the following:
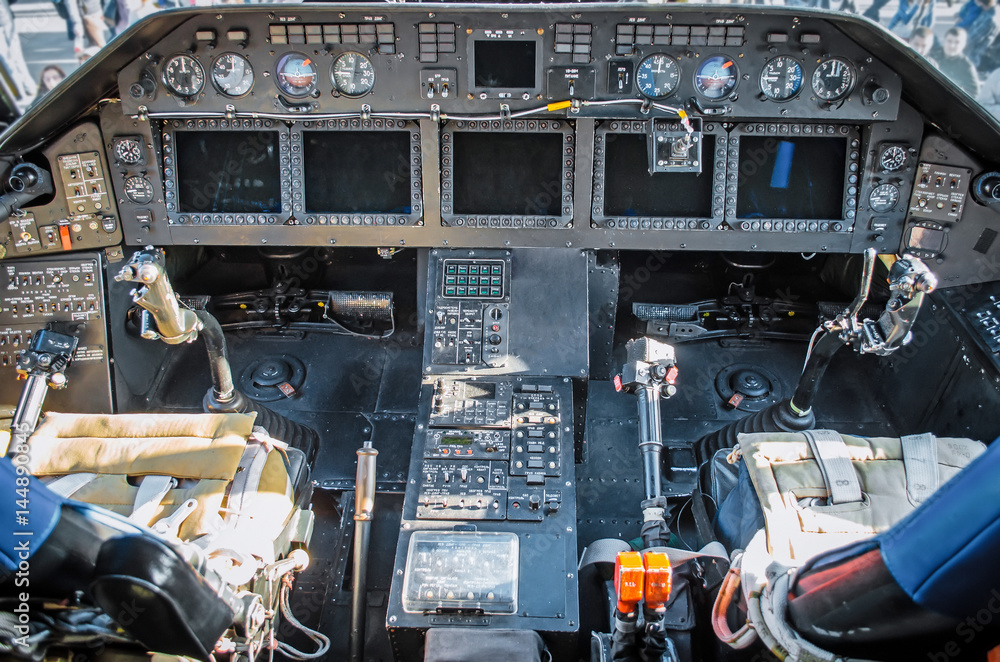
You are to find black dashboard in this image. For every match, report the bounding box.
[7,2,999,267]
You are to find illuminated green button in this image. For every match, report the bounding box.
[457,287,467,295]
[446,276,456,285]
[458,276,467,285]
[492,265,502,274]
[490,287,501,296]
[470,265,480,274]
[458,265,468,274]
[445,287,456,295]
[446,265,457,274]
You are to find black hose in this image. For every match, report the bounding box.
[791,332,845,413]
[194,310,235,401]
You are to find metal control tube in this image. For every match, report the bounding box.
[637,385,663,501]
[350,441,378,662]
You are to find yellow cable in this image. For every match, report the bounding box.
[547,100,573,111]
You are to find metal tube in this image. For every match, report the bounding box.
[350,442,378,662]
[637,385,663,501]
[5,374,48,455]
[847,248,878,321]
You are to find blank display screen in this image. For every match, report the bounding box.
[176,131,281,213]
[304,131,412,214]
[474,41,536,88]
[604,134,715,218]
[452,132,563,216]
[736,136,847,220]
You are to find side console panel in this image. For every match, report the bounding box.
[0,253,113,414]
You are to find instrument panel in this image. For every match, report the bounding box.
[89,6,929,253]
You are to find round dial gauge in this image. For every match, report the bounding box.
[879,145,907,172]
[212,52,254,97]
[331,52,375,97]
[759,56,804,101]
[275,52,318,97]
[161,54,205,98]
[812,57,855,101]
[124,176,154,204]
[635,54,681,99]
[694,56,739,100]
[869,183,900,212]
[112,137,143,165]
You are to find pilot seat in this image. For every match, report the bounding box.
[0,410,317,661]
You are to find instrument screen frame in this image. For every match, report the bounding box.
[440,119,575,229]
[292,119,424,227]
[591,119,727,231]
[725,122,861,234]
[161,118,292,226]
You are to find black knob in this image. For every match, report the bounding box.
[528,494,541,510]
[488,333,502,345]
[489,308,503,320]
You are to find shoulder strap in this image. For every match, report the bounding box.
[900,432,939,505]
[803,430,862,504]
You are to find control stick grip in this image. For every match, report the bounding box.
[115,248,201,344]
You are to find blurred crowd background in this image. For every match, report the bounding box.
[1,0,1000,118]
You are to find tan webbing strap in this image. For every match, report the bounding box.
[224,437,270,529]
[45,472,98,498]
[128,474,177,525]
[900,432,939,505]
[803,430,863,504]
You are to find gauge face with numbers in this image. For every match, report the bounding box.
[331,52,376,97]
[124,175,154,204]
[112,137,144,165]
[869,182,900,212]
[879,145,907,172]
[812,57,855,101]
[759,56,804,101]
[212,52,254,97]
[636,54,681,99]
[161,54,205,98]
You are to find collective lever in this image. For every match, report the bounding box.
[619,337,678,549]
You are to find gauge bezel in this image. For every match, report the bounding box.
[635,53,682,100]
[274,52,319,98]
[111,136,146,166]
[868,182,901,213]
[758,56,804,102]
[330,51,376,98]
[811,56,856,102]
[123,175,154,204]
[878,144,908,172]
[211,52,255,98]
[693,54,739,101]
[161,53,206,98]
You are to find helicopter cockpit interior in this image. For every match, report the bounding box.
[1,2,1000,661]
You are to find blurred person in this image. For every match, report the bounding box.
[937,27,981,96]
[909,25,939,65]
[888,0,936,33]
[0,0,36,107]
[977,64,1000,115]
[863,0,892,23]
[37,66,66,96]
[956,0,999,67]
